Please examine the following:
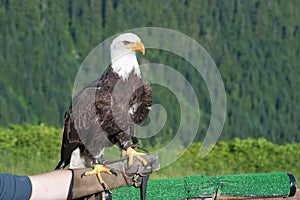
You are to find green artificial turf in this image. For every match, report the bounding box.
[112,172,294,199]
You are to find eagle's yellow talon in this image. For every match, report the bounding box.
[122,147,147,166]
[82,164,116,191]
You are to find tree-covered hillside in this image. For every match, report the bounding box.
[0,0,299,144]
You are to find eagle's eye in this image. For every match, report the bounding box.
[123,41,131,45]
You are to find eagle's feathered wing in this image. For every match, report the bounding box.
[55,66,152,169]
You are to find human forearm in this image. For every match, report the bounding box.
[29,170,72,200]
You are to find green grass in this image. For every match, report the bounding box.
[0,124,299,184]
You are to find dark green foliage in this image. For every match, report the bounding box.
[0,124,299,184]
[0,1,300,144]
[153,138,300,183]
[0,124,61,174]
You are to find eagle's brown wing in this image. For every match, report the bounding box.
[129,80,152,125]
[55,67,153,169]
[55,78,114,169]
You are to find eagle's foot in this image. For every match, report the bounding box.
[122,147,147,166]
[81,164,117,192]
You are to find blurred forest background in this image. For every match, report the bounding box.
[0,0,300,180]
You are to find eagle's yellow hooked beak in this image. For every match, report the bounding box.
[128,41,145,55]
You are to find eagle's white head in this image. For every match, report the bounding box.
[110,33,145,80]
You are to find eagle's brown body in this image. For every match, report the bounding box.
[55,66,152,169]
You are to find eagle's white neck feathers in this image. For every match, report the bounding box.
[111,52,141,80]
[110,33,143,81]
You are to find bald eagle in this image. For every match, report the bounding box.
[55,33,152,190]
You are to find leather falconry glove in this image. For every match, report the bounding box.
[68,154,159,200]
